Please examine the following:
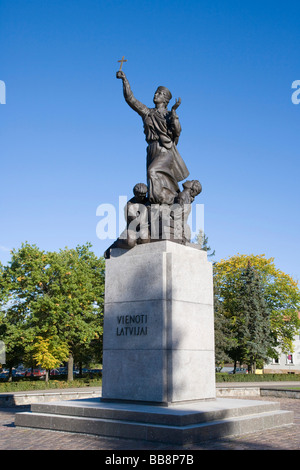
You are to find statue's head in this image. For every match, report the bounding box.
[133,183,148,200]
[183,180,202,198]
[153,86,172,106]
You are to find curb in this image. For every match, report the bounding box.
[0,387,101,407]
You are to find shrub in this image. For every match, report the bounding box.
[216,373,300,382]
[0,377,102,393]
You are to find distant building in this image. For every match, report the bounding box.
[264,326,300,374]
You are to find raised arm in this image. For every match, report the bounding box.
[116,71,148,117]
[170,98,182,144]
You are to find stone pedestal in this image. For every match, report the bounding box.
[102,240,215,404]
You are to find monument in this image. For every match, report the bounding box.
[102,63,215,403]
[14,61,294,444]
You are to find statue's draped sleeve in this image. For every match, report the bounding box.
[122,77,149,118]
[170,114,181,145]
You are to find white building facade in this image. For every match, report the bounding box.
[264,330,300,374]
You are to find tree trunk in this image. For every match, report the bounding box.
[248,359,256,374]
[67,353,74,381]
[45,369,49,382]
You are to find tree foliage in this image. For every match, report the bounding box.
[193,230,215,258]
[229,263,273,372]
[0,242,105,379]
[213,280,235,368]
[31,336,69,381]
[214,254,300,359]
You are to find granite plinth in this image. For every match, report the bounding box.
[102,241,215,404]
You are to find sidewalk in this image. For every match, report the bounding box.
[0,384,300,450]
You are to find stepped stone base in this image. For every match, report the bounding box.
[15,397,294,445]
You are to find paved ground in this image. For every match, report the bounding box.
[0,394,299,450]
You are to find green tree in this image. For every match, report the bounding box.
[230,263,273,373]
[193,230,215,258]
[214,254,300,364]
[46,244,105,380]
[0,242,105,380]
[0,319,27,380]
[214,280,235,369]
[0,253,32,379]
[31,336,69,382]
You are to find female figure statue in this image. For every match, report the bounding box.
[116,71,189,205]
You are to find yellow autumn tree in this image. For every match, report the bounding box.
[32,336,69,382]
[214,254,300,356]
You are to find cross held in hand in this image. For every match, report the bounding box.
[118,56,127,71]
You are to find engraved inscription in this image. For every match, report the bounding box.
[116,314,148,336]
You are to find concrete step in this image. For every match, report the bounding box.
[29,397,280,425]
[0,387,101,407]
[14,397,294,445]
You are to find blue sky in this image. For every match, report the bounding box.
[0,0,300,282]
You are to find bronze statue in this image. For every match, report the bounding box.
[116,70,189,205]
[174,180,202,243]
[103,62,202,258]
[104,183,150,258]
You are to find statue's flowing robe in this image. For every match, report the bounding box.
[122,80,189,204]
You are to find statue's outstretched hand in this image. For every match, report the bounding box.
[116,70,126,80]
[171,97,181,113]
